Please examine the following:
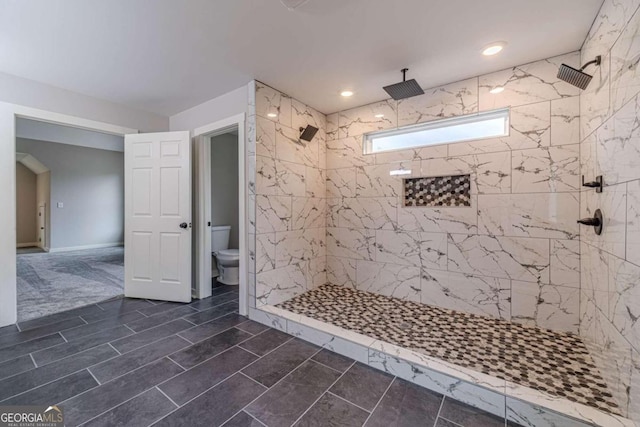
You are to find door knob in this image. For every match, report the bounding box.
[577,209,603,235]
[179,222,188,229]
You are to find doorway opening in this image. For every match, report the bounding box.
[15,118,126,321]
[194,114,248,316]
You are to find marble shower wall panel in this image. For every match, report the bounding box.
[253,82,327,307]
[326,54,582,334]
[579,0,640,421]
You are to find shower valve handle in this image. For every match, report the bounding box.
[577,217,600,226]
[577,209,603,235]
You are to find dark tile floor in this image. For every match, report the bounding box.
[0,286,513,427]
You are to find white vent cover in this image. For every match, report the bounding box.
[280,0,310,11]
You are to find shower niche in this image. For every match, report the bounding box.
[402,174,471,207]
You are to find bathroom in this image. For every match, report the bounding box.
[210,131,240,288]
[244,1,640,425]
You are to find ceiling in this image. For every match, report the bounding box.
[0,0,603,116]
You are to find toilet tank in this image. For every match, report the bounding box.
[211,225,231,253]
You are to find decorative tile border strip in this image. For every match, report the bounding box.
[249,306,634,427]
[403,174,471,207]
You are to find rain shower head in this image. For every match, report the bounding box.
[557,56,602,90]
[299,125,319,142]
[383,68,425,100]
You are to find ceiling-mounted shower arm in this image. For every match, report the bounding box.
[580,55,602,71]
[401,68,409,82]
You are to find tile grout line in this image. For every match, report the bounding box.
[362,376,396,425]
[327,390,372,414]
[289,359,357,426]
[28,353,37,368]
[155,385,180,408]
[86,368,102,386]
[107,342,121,355]
[433,394,447,427]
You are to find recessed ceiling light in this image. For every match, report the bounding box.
[482,42,507,56]
[340,90,354,97]
[489,86,505,94]
[374,113,385,118]
[267,112,278,118]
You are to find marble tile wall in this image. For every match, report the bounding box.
[578,0,640,421]
[326,52,583,334]
[248,81,328,307]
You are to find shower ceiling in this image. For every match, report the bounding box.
[0,0,603,116]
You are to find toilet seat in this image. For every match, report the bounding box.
[218,249,239,257]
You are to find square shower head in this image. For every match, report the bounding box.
[383,79,425,100]
[299,125,319,142]
[557,64,594,90]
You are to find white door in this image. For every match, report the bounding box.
[124,131,192,302]
[37,205,45,248]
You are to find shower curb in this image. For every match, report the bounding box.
[249,305,635,427]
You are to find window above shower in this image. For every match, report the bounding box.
[363,108,510,154]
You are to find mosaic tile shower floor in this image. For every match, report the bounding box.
[276,284,620,416]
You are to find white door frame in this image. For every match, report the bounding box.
[0,102,137,326]
[193,113,248,316]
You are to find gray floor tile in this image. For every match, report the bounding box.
[183,301,239,324]
[126,305,198,332]
[439,397,505,427]
[0,344,116,401]
[95,298,155,315]
[0,333,65,364]
[0,355,35,381]
[436,419,463,427]
[235,320,270,335]
[246,361,341,427]
[211,286,239,297]
[0,325,19,337]
[61,311,143,341]
[311,349,354,373]
[364,378,443,427]
[17,305,103,331]
[242,338,319,388]
[62,357,183,426]
[189,291,238,311]
[159,346,257,405]
[238,328,292,356]
[90,335,191,383]
[110,319,192,354]
[330,362,393,411]
[137,301,190,317]
[32,326,131,366]
[155,373,266,427]
[295,392,370,427]
[179,313,248,343]
[169,328,252,369]
[2,370,98,405]
[82,388,177,427]
[222,411,265,427]
[0,317,86,349]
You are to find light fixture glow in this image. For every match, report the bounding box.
[267,113,278,118]
[482,42,507,56]
[489,86,505,94]
[340,90,354,97]
[374,113,385,118]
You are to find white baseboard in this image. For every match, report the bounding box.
[16,242,39,248]
[48,242,124,253]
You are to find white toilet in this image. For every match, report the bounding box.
[211,225,240,286]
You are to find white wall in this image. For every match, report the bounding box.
[169,86,247,131]
[17,118,125,152]
[17,138,124,250]
[0,72,168,132]
[210,133,240,249]
[15,163,37,245]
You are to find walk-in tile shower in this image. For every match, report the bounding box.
[245,1,640,424]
